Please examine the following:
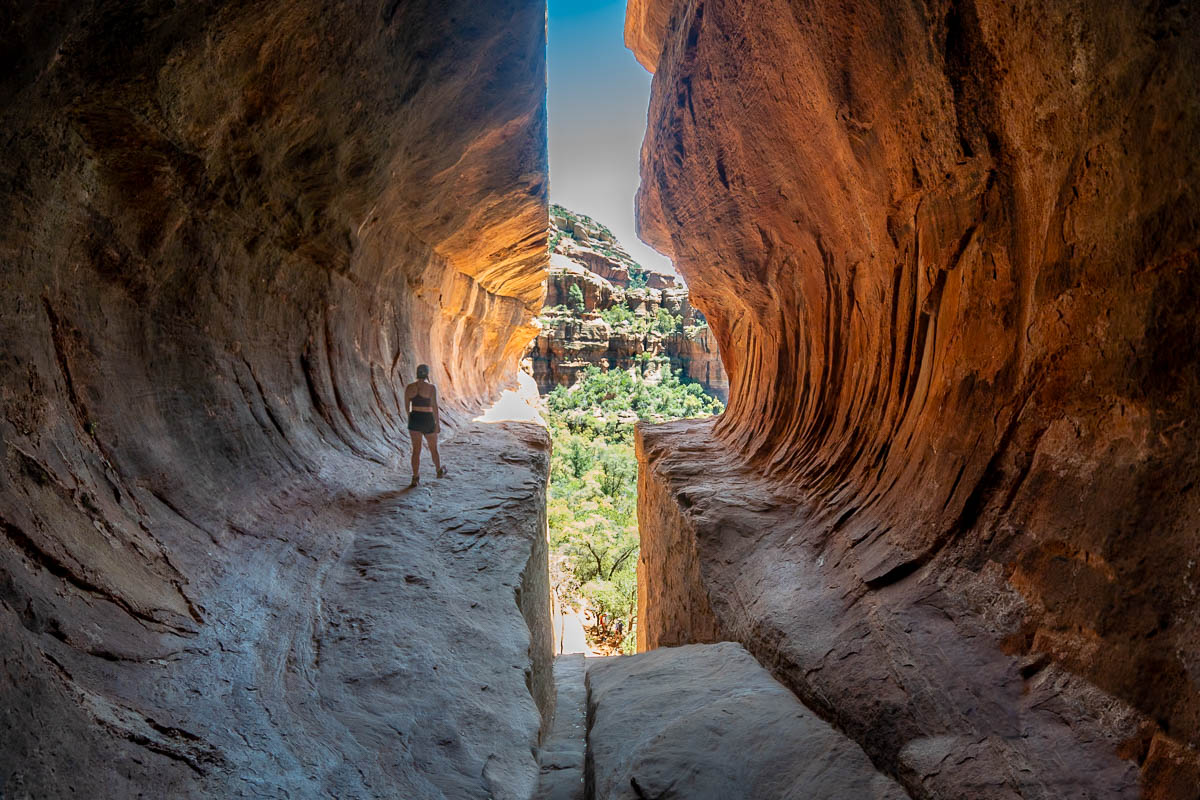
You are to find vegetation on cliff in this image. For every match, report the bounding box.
[550,203,651,288]
[530,204,728,399]
[543,361,723,653]
[535,303,689,339]
[533,205,725,653]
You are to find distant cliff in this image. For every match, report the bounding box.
[527,206,728,401]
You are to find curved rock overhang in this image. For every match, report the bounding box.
[629,0,1199,795]
[1,0,549,795]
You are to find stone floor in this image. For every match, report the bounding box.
[537,643,906,800]
[2,418,554,799]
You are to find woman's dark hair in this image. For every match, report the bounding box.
[416,364,430,380]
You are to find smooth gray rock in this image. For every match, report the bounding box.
[1,421,554,799]
[536,654,588,800]
[585,642,907,800]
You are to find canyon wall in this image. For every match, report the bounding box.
[630,0,1199,797]
[1,1,551,795]
[529,207,729,398]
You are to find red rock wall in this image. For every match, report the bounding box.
[665,325,728,401]
[634,427,722,651]
[0,1,549,794]
[630,0,1199,795]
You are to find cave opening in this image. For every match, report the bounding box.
[536,0,728,658]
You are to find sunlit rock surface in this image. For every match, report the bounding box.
[0,0,550,795]
[530,209,728,398]
[630,0,1200,796]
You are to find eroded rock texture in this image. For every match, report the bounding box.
[1,1,550,796]
[629,0,1199,796]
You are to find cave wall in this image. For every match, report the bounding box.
[1,0,549,795]
[629,0,1199,795]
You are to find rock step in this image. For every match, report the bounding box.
[582,642,908,800]
[536,654,589,800]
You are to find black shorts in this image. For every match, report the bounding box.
[408,410,436,434]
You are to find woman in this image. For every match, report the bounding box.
[405,364,445,485]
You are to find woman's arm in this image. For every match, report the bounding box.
[432,385,440,432]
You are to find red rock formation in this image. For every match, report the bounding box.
[630,0,1200,796]
[665,325,728,400]
[568,248,633,285]
[551,206,646,288]
[644,272,676,290]
[544,255,619,311]
[0,1,551,795]
[530,208,729,398]
[586,642,907,798]
[528,311,616,389]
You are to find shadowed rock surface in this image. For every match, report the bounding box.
[639,419,1155,799]
[584,642,907,800]
[535,654,588,800]
[629,0,1200,797]
[0,0,550,796]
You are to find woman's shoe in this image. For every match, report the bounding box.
[410,475,419,487]
[436,467,446,479]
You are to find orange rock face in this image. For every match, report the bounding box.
[664,325,727,400]
[630,0,1199,795]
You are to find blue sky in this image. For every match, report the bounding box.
[548,0,673,273]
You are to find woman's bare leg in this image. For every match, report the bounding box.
[409,429,423,479]
[425,432,442,473]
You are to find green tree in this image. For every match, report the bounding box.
[654,307,682,335]
[600,304,634,328]
[566,437,593,479]
[598,449,635,498]
[567,283,585,312]
[543,353,725,653]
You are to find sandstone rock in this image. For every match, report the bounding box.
[530,313,613,386]
[570,220,591,243]
[630,0,1200,794]
[585,642,906,800]
[530,207,727,398]
[545,254,618,312]
[550,204,673,291]
[659,288,691,317]
[0,0,551,795]
[665,326,728,401]
[624,0,674,72]
[638,420,1154,798]
[564,244,633,286]
[644,272,675,290]
[622,288,656,316]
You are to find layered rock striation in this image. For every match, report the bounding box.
[1,1,551,795]
[629,0,1200,796]
[528,207,728,398]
